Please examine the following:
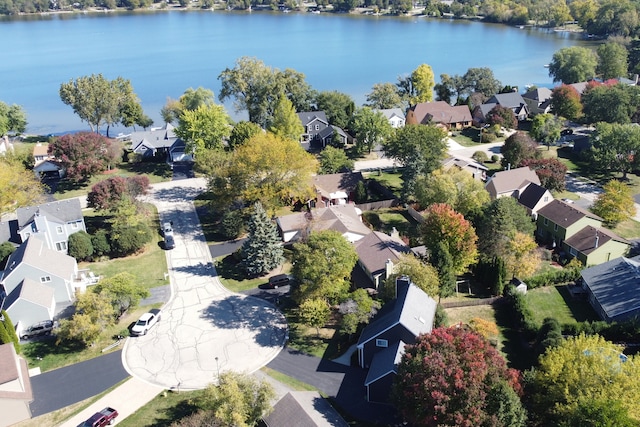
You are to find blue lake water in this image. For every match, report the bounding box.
[0,10,588,134]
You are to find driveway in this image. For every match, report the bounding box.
[123,178,288,390]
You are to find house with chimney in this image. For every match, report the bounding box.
[484,166,541,200]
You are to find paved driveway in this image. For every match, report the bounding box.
[123,179,287,390]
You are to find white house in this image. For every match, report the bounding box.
[378,108,406,128]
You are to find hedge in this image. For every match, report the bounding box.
[524,266,581,289]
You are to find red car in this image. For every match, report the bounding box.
[81,407,118,427]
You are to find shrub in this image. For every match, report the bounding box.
[482,131,497,143]
[68,231,94,261]
[504,285,538,337]
[524,265,581,289]
[434,303,448,327]
[472,151,489,163]
[491,154,500,163]
[109,223,152,257]
[0,242,16,269]
[91,230,111,258]
[220,209,245,240]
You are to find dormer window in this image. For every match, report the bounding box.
[56,226,63,234]
[40,276,51,283]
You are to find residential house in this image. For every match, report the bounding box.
[1,237,82,309]
[3,278,55,329]
[536,199,603,248]
[32,143,64,179]
[0,343,33,427]
[16,199,86,254]
[472,92,529,125]
[311,172,364,207]
[569,81,589,96]
[441,154,488,181]
[378,108,405,128]
[484,166,541,200]
[263,391,349,427]
[354,231,410,290]
[522,87,552,115]
[406,101,472,129]
[563,225,629,266]
[357,277,437,403]
[297,111,342,149]
[516,182,554,218]
[32,143,50,164]
[580,255,640,322]
[130,123,192,162]
[276,205,371,244]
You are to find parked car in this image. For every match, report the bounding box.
[266,274,291,289]
[81,407,118,427]
[164,234,176,250]
[20,320,55,340]
[162,221,174,236]
[561,128,574,136]
[131,309,161,336]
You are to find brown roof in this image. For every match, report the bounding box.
[537,199,603,227]
[355,231,410,275]
[408,101,472,125]
[0,344,19,385]
[564,225,629,255]
[312,172,364,200]
[485,167,540,198]
[263,392,349,427]
[32,143,49,157]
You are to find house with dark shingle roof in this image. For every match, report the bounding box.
[485,166,541,200]
[536,199,603,246]
[564,225,629,266]
[580,255,640,322]
[297,111,347,149]
[472,92,529,124]
[263,391,349,427]
[356,277,436,403]
[130,123,192,162]
[406,101,472,129]
[0,343,33,426]
[16,199,86,254]
[517,182,553,218]
[310,172,364,207]
[354,231,410,290]
[522,87,552,115]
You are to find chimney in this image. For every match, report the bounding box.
[507,163,511,170]
[390,227,399,239]
[385,259,394,281]
[595,232,599,248]
[395,275,411,299]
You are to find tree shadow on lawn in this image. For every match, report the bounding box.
[215,254,246,282]
[555,285,599,322]
[150,396,201,427]
[493,301,537,371]
[120,161,172,179]
[22,338,84,365]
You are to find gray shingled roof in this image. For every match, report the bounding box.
[312,172,364,199]
[378,108,405,121]
[2,238,76,282]
[313,205,371,237]
[537,199,603,227]
[517,182,550,210]
[364,340,404,386]
[263,391,349,427]
[16,199,83,227]
[4,278,55,310]
[130,123,178,151]
[522,87,552,102]
[485,166,540,197]
[486,92,527,109]
[355,231,409,276]
[564,225,629,255]
[297,111,328,126]
[581,255,640,320]
[357,281,436,347]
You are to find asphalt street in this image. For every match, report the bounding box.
[29,350,129,417]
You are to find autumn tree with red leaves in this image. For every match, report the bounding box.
[550,84,582,120]
[392,327,526,427]
[49,132,121,183]
[88,175,150,211]
[420,203,478,275]
[486,104,517,129]
[520,158,568,192]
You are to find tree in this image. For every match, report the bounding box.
[171,410,225,427]
[68,231,94,261]
[582,83,640,124]
[591,180,636,226]
[420,203,478,275]
[197,371,275,427]
[0,241,15,269]
[299,298,331,337]
[383,124,448,200]
[0,311,19,353]
[586,0,639,37]
[318,146,353,174]
[462,67,502,101]
[597,42,628,80]
[179,86,215,111]
[520,158,568,192]
[88,176,128,211]
[365,82,404,109]
[430,241,457,298]
[500,131,540,169]
[477,197,536,260]
[49,132,118,182]
[559,399,637,427]
[397,64,435,106]
[550,84,583,120]
[223,133,317,211]
[120,98,152,131]
[570,0,598,29]
[57,292,116,346]
[228,121,262,150]
[534,317,563,357]
[175,104,231,155]
[503,231,540,279]
[268,93,303,141]
[0,101,27,135]
[486,104,517,129]
[161,97,182,124]
[338,288,381,336]
[589,122,640,178]
[93,272,151,318]
[349,106,392,153]
[531,113,563,149]
[0,158,45,215]
[109,222,152,257]
[384,254,440,299]
[414,167,490,216]
[530,334,640,424]
[292,230,359,305]
[315,90,355,129]
[548,46,598,84]
[392,327,524,427]
[240,202,284,277]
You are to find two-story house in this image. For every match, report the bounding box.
[378,108,406,128]
[516,182,554,218]
[130,123,192,162]
[484,166,541,200]
[522,87,552,115]
[16,199,86,254]
[472,92,529,125]
[354,231,410,291]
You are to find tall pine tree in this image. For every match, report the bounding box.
[241,202,284,277]
[0,310,19,352]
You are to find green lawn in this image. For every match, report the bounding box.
[526,285,598,326]
[118,389,202,427]
[363,170,403,194]
[612,218,640,239]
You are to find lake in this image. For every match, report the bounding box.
[0,10,588,134]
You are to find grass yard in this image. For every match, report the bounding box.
[215,254,293,293]
[526,285,598,326]
[445,304,504,350]
[118,389,203,427]
[612,218,640,239]
[363,170,403,194]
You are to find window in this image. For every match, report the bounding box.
[569,247,577,256]
[315,124,320,131]
[40,276,51,283]
[543,218,548,225]
[56,226,63,234]
[71,222,79,229]
[544,196,549,202]
[554,224,558,231]
[376,339,388,348]
[308,125,313,133]
[55,241,67,251]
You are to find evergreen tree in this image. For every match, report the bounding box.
[1,310,20,352]
[430,242,456,299]
[0,320,11,346]
[241,202,284,277]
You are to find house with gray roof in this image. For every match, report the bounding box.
[522,87,552,115]
[3,278,55,329]
[276,205,370,244]
[406,101,472,129]
[472,92,529,124]
[354,231,410,290]
[378,108,405,128]
[356,277,437,403]
[485,166,541,200]
[580,255,640,322]
[516,182,553,218]
[130,123,192,162]
[263,391,349,427]
[0,343,33,426]
[442,154,488,181]
[16,199,86,254]
[298,111,330,149]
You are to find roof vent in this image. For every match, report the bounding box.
[417,316,426,324]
